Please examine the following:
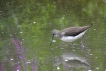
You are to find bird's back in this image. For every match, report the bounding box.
[60,24,93,37]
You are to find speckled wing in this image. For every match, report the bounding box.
[60,25,92,37]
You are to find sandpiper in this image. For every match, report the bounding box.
[50,24,93,46]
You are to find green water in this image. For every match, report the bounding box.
[0,0,106,71]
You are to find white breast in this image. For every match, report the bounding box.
[60,31,87,42]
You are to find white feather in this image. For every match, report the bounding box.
[60,31,87,42]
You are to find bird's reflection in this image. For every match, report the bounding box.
[53,52,92,71]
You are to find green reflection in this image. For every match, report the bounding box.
[0,0,106,71]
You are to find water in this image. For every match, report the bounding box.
[0,0,106,71]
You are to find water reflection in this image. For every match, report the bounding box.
[0,0,106,71]
[0,36,38,71]
[53,52,92,71]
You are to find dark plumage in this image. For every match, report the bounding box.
[61,24,92,37]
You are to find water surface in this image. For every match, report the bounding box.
[0,0,106,71]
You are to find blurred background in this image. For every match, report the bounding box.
[0,0,106,71]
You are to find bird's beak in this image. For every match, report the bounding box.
[50,34,54,46]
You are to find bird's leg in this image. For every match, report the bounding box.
[81,35,85,50]
[71,42,75,48]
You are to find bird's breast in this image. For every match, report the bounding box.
[60,36,76,42]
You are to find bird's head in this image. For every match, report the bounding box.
[50,29,60,46]
[51,29,60,37]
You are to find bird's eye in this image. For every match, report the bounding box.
[53,33,55,35]
[51,33,55,36]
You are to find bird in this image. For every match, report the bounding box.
[50,24,93,46]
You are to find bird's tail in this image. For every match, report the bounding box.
[89,24,93,28]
